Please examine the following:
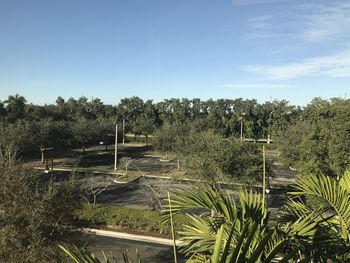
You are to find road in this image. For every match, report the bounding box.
[75,232,186,263]
[47,144,297,211]
[51,161,296,211]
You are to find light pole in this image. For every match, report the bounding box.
[114,123,118,170]
[122,118,125,144]
[262,144,271,208]
[262,145,266,208]
[239,113,246,141]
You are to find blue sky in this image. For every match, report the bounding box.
[0,0,349,106]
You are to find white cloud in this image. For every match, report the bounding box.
[300,2,350,42]
[244,49,350,80]
[223,83,291,90]
[243,15,281,39]
[244,1,350,43]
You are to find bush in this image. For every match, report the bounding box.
[78,204,188,236]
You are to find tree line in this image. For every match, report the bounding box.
[0,94,349,177]
[0,94,299,150]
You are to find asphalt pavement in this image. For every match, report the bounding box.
[77,232,186,263]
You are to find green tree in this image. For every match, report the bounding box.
[177,130,261,183]
[162,185,297,262]
[0,101,7,119]
[72,117,94,152]
[4,94,27,122]
[94,117,114,151]
[0,146,82,262]
[133,101,158,145]
[117,97,145,132]
[282,170,350,261]
[154,125,174,159]
[279,98,350,177]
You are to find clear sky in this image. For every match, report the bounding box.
[0,0,349,106]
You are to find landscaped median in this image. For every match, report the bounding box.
[77,204,189,239]
[113,172,143,184]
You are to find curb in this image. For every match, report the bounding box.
[113,175,143,184]
[82,228,180,246]
[34,167,119,175]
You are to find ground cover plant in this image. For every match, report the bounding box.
[77,203,189,237]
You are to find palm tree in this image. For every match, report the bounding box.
[4,93,27,121]
[162,185,298,262]
[282,170,350,261]
[162,172,350,263]
[56,245,142,263]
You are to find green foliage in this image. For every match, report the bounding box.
[153,122,189,156]
[4,93,27,122]
[132,100,159,144]
[281,170,350,260]
[0,101,6,119]
[0,94,304,158]
[72,117,95,150]
[0,146,83,262]
[57,245,142,263]
[78,204,189,236]
[279,98,350,176]
[178,130,261,182]
[162,185,297,262]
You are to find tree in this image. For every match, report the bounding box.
[117,97,145,132]
[87,98,104,119]
[162,185,297,262]
[177,130,261,183]
[0,101,6,119]
[279,98,350,177]
[133,116,154,146]
[56,246,142,263]
[94,117,114,151]
[118,157,132,178]
[4,94,27,122]
[132,100,158,146]
[72,118,94,152]
[282,170,350,261]
[83,176,114,208]
[140,176,180,210]
[153,123,180,159]
[0,146,82,262]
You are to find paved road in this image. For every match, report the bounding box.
[76,232,186,263]
[94,176,188,210]
[52,164,296,211]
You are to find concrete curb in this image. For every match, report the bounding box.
[82,228,180,246]
[113,175,143,184]
[34,167,119,175]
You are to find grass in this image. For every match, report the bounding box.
[77,204,189,237]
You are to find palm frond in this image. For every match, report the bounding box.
[162,185,237,222]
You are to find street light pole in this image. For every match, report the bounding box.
[240,113,245,141]
[262,145,266,208]
[122,118,125,144]
[114,123,118,170]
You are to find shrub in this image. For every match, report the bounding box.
[78,204,188,236]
